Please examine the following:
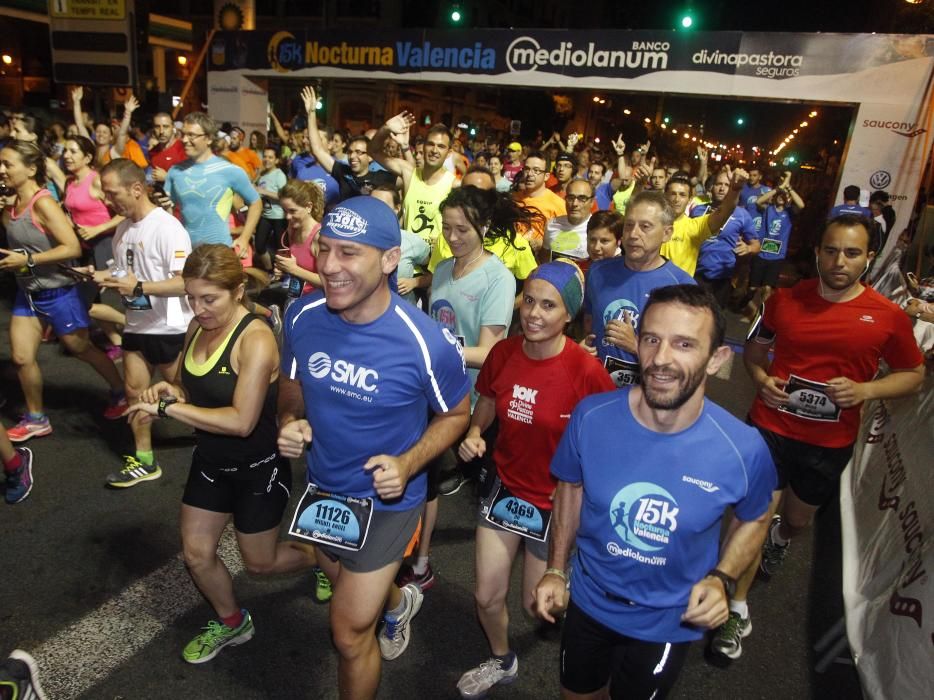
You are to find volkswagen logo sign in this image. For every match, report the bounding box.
[869,170,891,190]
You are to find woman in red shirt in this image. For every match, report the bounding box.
[455,260,615,699]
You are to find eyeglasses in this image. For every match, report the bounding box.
[522,166,546,176]
[566,194,593,203]
[180,131,208,141]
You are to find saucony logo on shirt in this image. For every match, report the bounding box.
[682,475,720,492]
[218,366,231,375]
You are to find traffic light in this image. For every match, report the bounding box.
[736,117,745,126]
[677,6,697,29]
[449,3,463,24]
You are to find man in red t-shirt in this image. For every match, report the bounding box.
[710,214,924,661]
[149,113,186,183]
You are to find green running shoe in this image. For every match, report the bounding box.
[313,567,333,603]
[182,610,254,664]
[105,455,162,489]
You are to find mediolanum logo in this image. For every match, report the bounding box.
[506,36,668,73]
[307,351,379,391]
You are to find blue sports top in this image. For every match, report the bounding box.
[282,292,470,511]
[551,388,776,642]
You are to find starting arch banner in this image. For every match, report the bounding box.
[208,29,934,259]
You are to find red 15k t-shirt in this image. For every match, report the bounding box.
[749,278,922,448]
[476,335,615,509]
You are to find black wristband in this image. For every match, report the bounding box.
[706,568,737,598]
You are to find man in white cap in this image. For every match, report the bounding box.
[278,196,470,698]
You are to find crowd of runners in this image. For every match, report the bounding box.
[0,85,929,700]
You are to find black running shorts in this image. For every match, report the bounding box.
[182,449,292,534]
[560,600,690,700]
[752,424,854,507]
[122,332,186,367]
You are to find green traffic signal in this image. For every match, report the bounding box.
[681,15,693,28]
[451,10,461,22]
[736,117,745,125]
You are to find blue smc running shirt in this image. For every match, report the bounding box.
[551,388,776,642]
[282,293,470,511]
[165,156,259,247]
[583,258,695,363]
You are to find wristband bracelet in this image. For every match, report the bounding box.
[544,567,568,582]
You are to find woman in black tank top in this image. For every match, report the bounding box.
[129,244,318,664]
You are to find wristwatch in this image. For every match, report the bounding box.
[25,251,36,269]
[706,569,737,598]
[157,395,178,418]
[132,280,144,298]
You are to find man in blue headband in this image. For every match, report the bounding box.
[277,196,471,697]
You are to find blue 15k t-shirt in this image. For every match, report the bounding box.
[282,293,470,511]
[692,205,759,280]
[739,183,771,218]
[290,154,340,210]
[551,388,776,642]
[758,205,793,261]
[583,258,696,363]
[828,203,872,220]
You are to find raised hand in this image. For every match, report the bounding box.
[385,111,416,135]
[612,133,626,156]
[300,86,317,114]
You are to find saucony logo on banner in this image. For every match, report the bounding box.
[862,120,928,138]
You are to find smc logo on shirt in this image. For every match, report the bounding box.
[307,351,379,395]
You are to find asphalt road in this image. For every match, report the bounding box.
[0,299,862,700]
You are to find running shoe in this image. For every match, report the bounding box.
[4,448,34,505]
[0,649,48,700]
[105,456,162,489]
[182,610,255,664]
[395,562,436,592]
[6,416,52,444]
[439,471,466,496]
[313,567,333,603]
[103,394,129,420]
[378,583,424,661]
[710,611,752,660]
[457,655,519,699]
[760,515,789,577]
